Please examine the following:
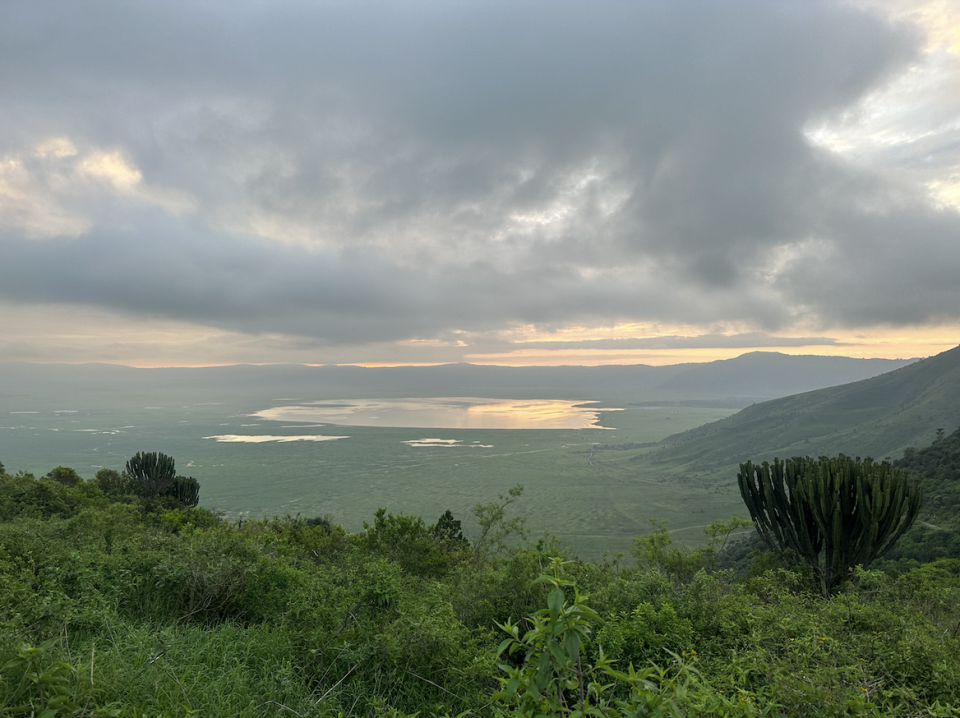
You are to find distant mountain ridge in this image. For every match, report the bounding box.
[0,353,916,405]
[654,351,918,400]
[651,345,960,469]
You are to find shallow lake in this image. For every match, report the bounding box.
[253,397,620,430]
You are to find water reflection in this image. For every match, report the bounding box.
[403,438,494,447]
[254,398,619,430]
[205,434,350,443]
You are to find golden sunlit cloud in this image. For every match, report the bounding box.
[79,151,143,190]
[0,139,196,240]
[34,137,78,159]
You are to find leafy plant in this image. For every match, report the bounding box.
[493,557,727,718]
[634,517,752,583]
[0,638,119,717]
[362,508,452,577]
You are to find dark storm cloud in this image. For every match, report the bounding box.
[0,217,768,342]
[0,0,955,346]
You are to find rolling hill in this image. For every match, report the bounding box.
[649,344,960,469]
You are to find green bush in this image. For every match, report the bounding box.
[361,508,456,578]
[44,466,82,488]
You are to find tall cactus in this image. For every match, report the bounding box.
[161,475,201,507]
[125,451,176,497]
[738,455,922,596]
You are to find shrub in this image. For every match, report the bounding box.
[44,466,82,488]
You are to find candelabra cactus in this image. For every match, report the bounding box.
[162,475,201,507]
[738,454,922,596]
[125,451,177,497]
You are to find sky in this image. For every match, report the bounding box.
[1,1,959,368]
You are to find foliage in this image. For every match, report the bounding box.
[738,455,923,595]
[94,468,130,498]
[0,638,120,717]
[841,425,960,571]
[0,471,108,521]
[472,484,526,565]
[44,465,82,488]
[493,558,776,717]
[161,475,201,508]
[362,508,459,578]
[125,451,176,497]
[895,424,960,485]
[431,509,469,551]
[634,517,752,583]
[3,467,960,716]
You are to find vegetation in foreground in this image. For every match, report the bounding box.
[1,434,960,717]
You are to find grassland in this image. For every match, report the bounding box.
[1,393,737,557]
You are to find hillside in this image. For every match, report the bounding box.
[653,351,915,400]
[649,344,960,469]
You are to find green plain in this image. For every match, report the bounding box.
[1,394,737,558]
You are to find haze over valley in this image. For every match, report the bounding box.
[2,351,942,556]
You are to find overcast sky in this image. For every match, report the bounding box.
[1,0,959,367]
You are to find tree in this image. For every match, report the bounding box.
[738,454,923,596]
[471,484,526,565]
[430,509,469,551]
[45,466,81,487]
[95,468,131,497]
[0,459,5,475]
[125,451,176,497]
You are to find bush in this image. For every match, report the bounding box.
[44,465,82,487]
[94,468,130,497]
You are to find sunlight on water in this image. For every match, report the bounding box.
[403,438,495,447]
[205,434,350,443]
[254,398,620,429]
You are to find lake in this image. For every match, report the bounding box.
[253,397,620,430]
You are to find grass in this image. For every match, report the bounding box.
[33,618,318,717]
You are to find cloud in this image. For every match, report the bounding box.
[0,1,958,363]
[0,139,194,239]
[505,334,848,352]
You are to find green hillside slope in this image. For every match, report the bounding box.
[647,344,960,470]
